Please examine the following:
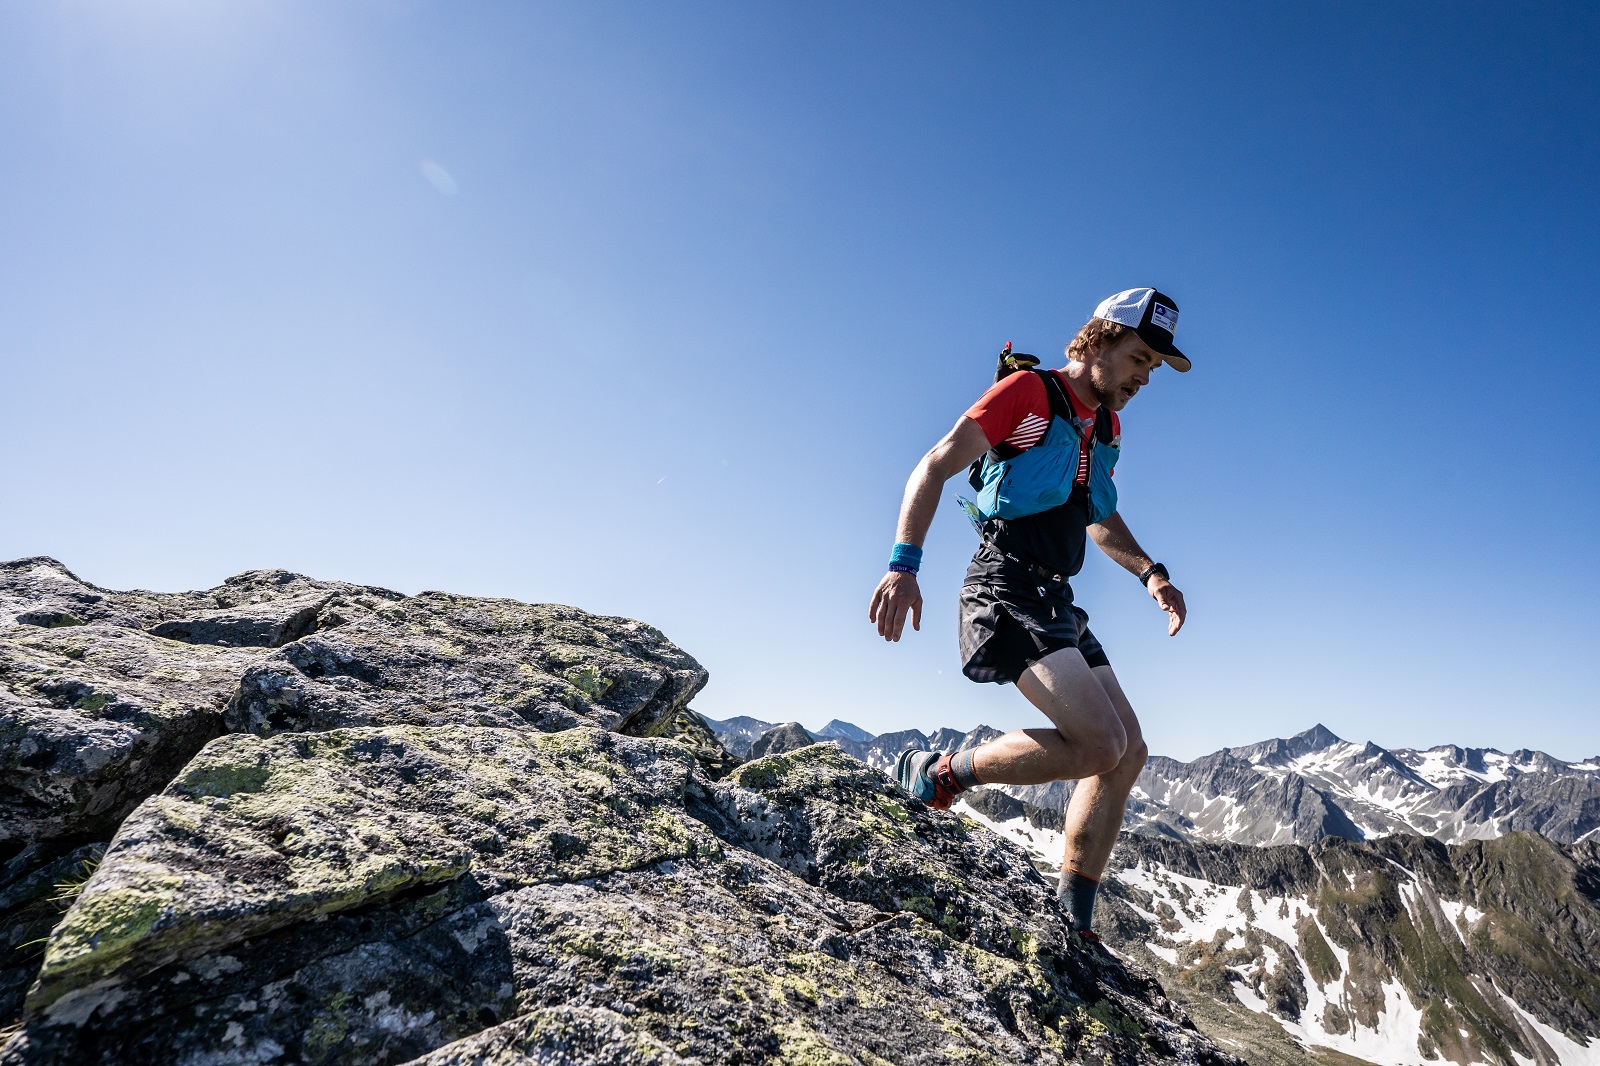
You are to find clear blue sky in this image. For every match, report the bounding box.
[3,2,1597,761]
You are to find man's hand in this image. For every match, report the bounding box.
[1148,576,1186,635]
[869,570,923,642]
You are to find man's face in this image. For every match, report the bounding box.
[1084,332,1164,411]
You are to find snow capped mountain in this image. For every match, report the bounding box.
[698,715,1600,849]
[700,715,776,757]
[1134,724,1600,847]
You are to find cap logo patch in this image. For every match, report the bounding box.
[1150,302,1178,334]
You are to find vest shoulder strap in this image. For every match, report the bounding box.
[1094,405,1114,444]
[1035,369,1075,423]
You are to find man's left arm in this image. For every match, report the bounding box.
[1088,512,1187,636]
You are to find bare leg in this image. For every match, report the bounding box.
[969,648,1128,787]
[962,652,1146,880]
[1059,665,1147,880]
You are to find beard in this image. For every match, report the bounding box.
[1086,364,1123,409]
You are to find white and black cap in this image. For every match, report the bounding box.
[1091,287,1191,372]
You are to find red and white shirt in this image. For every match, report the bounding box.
[963,369,1120,455]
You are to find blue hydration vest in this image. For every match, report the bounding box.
[964,369,1119,527]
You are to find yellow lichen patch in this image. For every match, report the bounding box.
[772,1019,853,1066]
[37,875,184,988]
[175,758,272,799]
[562,663,610,698]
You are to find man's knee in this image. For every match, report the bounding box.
[1116,737,1149,778]
[1076,723,1127,778]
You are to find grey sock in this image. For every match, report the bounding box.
[1057,869,1100,932]
[950,749,982,791]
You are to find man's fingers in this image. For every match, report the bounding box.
[1163,589,1187,635]
[871,575,921,642]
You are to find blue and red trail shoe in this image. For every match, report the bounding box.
[893,748,960,810]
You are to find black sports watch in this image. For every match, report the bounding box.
[1138,562,1169,587]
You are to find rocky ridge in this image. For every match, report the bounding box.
[1,558,1234,1065]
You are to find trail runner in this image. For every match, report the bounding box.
[868,287,1191,941]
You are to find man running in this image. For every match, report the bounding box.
[868,287,1190,940]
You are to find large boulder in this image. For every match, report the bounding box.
[0,560,407,840]
[1,562,710,848]
[0,559,160,631]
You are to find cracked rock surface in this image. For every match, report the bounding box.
[0,559,1232,1065]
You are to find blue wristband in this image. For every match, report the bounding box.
[889,543,923,573]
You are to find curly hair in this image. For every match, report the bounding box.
[1065,318,1131,363]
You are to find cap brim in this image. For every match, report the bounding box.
[1137,328,1191,372]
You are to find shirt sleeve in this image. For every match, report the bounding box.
[963,372,1051,449]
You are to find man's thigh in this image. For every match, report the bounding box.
[1090,664,1143,752]
[1017,648,1124,744]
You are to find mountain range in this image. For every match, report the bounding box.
[699,715,1600,850]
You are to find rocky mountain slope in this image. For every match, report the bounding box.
[1096,833,1600,1066]
[701,718,1600,849]
[1,558,1235,1066]
[705,718,1600,1065]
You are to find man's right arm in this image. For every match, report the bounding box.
[869,416,992,641]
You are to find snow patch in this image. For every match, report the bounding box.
[954,799,1064,868]
[1498,981,1600,1066]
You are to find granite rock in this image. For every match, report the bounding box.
[0,559,1235,1066]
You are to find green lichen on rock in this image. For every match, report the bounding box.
[29,725,710,1009]
[227,592,707,740]
[404,1005,684,1065]
[561,662,610,698]
[37,879,181,987]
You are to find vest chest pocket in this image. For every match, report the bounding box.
[1087,443,1119,523]
[993,425,1078,519]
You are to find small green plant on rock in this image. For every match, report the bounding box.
[49,851,105,909]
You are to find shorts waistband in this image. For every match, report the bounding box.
[981,538,1070,586]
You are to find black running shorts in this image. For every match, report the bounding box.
[958,546,1110,685]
